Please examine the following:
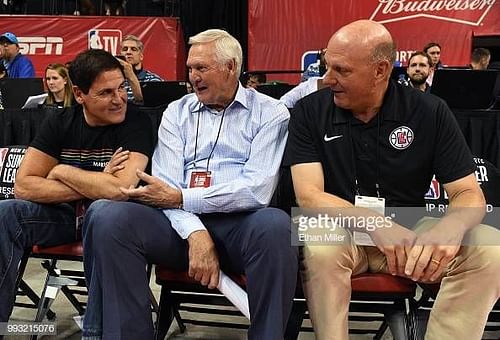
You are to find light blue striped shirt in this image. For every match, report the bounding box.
[152,83,290,239]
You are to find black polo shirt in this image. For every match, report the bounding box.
[284,81,476,207]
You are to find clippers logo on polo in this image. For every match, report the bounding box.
[389,126,414,150]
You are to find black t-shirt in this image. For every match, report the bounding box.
[31,105,154,172]
[284,81,476,207]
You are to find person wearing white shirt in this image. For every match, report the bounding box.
[81,29,298,339]
[280,76,325,108]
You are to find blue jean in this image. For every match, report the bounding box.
[0,199,76,322]
[82,199,298,340]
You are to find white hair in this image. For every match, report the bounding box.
[188,29,243,76]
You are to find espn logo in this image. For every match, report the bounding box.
[88,29,122,55]
[17,37,63,55]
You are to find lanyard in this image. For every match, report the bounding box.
[193,104,226,172]
[349,113,382,198]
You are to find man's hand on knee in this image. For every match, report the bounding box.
[405,224,462,282]
[371,224,417,276]
[187,230,220,289]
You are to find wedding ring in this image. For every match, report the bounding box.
[431,258,441,265]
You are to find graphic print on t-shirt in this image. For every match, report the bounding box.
[60,148,114,171]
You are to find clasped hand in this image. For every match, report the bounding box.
[371,222,462,282]
[120,169,182,209]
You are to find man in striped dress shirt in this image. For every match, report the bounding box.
[82,29,298,339]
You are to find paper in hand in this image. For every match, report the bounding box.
[217,271,250,319]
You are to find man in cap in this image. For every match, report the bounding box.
[0,32,34,78]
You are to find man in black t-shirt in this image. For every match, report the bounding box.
[0,49,154,323]
[284,20,500,339]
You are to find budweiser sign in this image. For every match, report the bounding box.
[370,0,496,26]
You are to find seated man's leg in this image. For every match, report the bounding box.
[82,199,188,340]
[201,207,298,340]
[301,226,372,340]
[0,199,75,322]
[419,220,500,339]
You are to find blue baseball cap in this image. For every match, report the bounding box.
[0,32,19,44]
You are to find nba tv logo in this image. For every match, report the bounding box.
[88,29,122,55]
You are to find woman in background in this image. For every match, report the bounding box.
[44,63,74,108]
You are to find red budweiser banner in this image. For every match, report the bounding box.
[248,0,500,83]
[0,16,186,80]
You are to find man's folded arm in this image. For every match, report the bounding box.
[14,147,84,203]
[49,151,148,201]
[15,147,149,203]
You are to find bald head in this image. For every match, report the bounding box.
[322,20,395,118]
[328,20,396,65]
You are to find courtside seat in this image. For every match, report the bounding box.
[154,267,249,339]
[29,241,87,323]
[351,273,415,295]
[31,241,83,259]
[154,267,418,340]
[155,268,247,288]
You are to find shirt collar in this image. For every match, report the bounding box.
[378,80,400,122]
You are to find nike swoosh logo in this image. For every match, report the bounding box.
[324,134,343,142]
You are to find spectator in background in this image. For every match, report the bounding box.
[302,48,327,81]
[79,0,96,15]
[44,63,74,108]
[423,42,443,69]
[423,42,443,86]
[470,48,491,70]
[406,51,431,92]
[245,72,267,89]
[104,0,126,15]
[280,76,326,108]
[0,32,35,78]
[118,34,162,103]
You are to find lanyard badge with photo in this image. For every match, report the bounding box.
[190,105,226,188]
[189,171,212,188]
